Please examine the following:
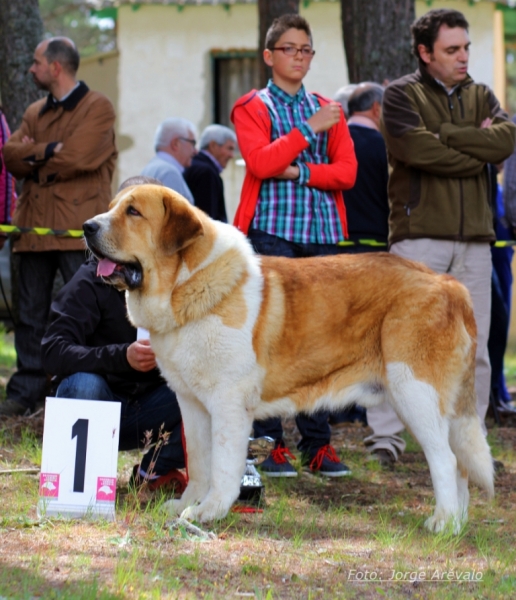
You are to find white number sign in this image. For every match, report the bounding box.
[38,397,121,521]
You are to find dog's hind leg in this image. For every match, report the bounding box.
[386,362,462,533]
[181,394,254,523]
[456,465,469,524]
[164,391,212,517]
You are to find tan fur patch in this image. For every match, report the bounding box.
[212,272,249,329]
[181,210,217,272]
[250,253,475,416]
[172,247,248,326]
[458,462,469,480]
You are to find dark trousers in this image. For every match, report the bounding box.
[488,269,510,405]
[489,221,514,405]
[248,228,346,455]
[7,250,86,410]
[56,372,185,475]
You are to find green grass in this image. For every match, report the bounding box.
[504,350,516,388]
[1,333,516,599]
[0,325,15,366]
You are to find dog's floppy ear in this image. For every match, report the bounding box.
[160,191,204,255]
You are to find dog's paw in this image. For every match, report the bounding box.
[424,514,462,535]
[162,498,184,516]
[180,500,230,523]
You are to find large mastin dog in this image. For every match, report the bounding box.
[84,184,494,532]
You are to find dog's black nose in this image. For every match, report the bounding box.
[83,220,99,237]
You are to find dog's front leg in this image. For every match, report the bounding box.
[181,398,253,523]
[164,391,211,517]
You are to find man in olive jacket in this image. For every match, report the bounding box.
[0,37,117,417]
[365,9,516,466]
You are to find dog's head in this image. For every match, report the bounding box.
[83,184,204,290]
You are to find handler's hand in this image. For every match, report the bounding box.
[276,164,300,180]
[307,103,341,133]
[480,117,493,129]
[127,339,157,372]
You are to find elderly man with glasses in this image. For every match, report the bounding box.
[141,117,197,204]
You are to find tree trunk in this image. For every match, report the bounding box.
[341,0,416,85]
[0,0,44,132]
[258,0,300,89]
[0,0,43,325]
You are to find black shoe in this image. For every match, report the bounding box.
[129,465,187,494]
[0,399,31,417]
[370,448,396,468]
[497,401,516,416]
[305,445,352,477]
[259,443,298,477]
[493,459,505,474]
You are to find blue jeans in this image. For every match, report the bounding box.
[248,228,346,455]
[56,373,185,475]
[8,250,86,410]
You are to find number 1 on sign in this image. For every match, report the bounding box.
[72,418,89,493]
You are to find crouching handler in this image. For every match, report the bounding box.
[41,249,186,493]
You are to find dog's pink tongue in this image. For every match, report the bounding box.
[97,258,117,277]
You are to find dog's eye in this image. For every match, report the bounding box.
[127,206,141,217]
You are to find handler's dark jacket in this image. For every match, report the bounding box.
[381,62,516,245]
[41,260,164,398]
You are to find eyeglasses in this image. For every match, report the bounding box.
[178,137,197,147]
[271,46,315,58]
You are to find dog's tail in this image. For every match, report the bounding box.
[449,413,494,498]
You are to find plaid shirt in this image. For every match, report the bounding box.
[252,81,344,244]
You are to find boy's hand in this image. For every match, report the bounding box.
[276,164,300,180]
[127,339,157,372]
[307,103,341,133]
[480,117,493,129]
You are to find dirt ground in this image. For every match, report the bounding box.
[1,408,515,599]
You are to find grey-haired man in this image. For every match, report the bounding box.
[141,117,196,204]
[184,124,237,222]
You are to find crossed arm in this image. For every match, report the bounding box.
[234,101,357,190]
[382,84,516,176]
[3,97,116,184]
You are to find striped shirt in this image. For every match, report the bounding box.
[252,80,344,244]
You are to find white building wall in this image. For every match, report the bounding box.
[117,0,496,220]
[117,1,348,218]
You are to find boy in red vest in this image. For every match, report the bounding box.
[232,13,357,477]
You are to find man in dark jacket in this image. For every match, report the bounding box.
[366,8,516,466]
[183,124,236,222]
[42,176,268,499]
[41,255,186,490]
[342,82,389,250]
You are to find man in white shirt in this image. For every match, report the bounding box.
[141,117,196,204]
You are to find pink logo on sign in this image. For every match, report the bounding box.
[40,473,59,498]
[96,476,116,502]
